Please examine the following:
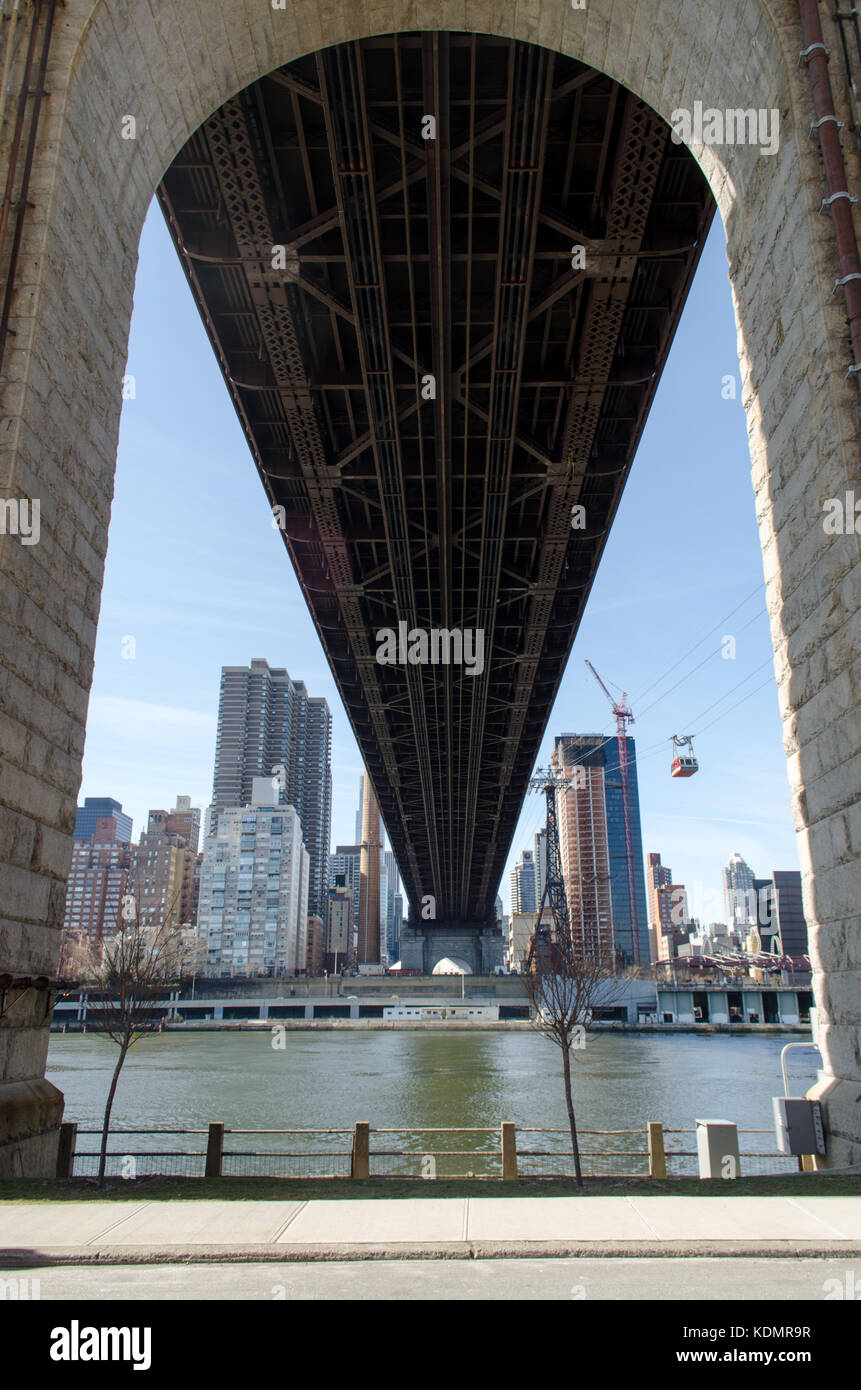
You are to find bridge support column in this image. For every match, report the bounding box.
[0,986,64,1177]
[399,922,504,976]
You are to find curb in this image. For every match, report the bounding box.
[3,1240,861,1266]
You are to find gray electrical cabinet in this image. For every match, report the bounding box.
[773,1097,826,1156]
[695,1119,741,1178]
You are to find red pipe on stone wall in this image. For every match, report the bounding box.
[799,0,861,388]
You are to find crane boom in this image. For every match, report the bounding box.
[584,659,633,731]
[584,658,617,711]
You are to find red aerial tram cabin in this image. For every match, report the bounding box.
[670,735,698,777]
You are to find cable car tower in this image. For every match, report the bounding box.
[524,765,573,973]
[584,660,641,965]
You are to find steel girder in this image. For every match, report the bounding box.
[157,32,714,924]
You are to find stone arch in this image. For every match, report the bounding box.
[1,0,859,1172]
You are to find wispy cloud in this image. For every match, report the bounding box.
[87,696,217,735]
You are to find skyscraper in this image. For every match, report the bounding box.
[646,851,691,962]
[329,844,361,925]
[555,749,613,959]
[555,733,649,965]
[756,870,809,956]
[137,796,201,926]
[146,795,201,855]
[74,797,132,843]
[63,815,133,946]
[510,849,537,914]
[358,770,382,964]
[382,848,400,960]
[722,852,756,925]
[327,873,354,972]
[211,659,332,917]
[197,778,309,977]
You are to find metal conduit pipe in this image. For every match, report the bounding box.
[0,0,24,132]
[0,0,55,378]
[0,0,39,262]
[799,0,861,385]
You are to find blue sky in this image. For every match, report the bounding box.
[79,200,800,916]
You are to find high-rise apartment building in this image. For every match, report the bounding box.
[555,734,649,965]
[63,815,133,946]
[646,852,691,962]
[74,797,132,843]
[381,848,400,961]
[326,873,354,972]
[358,771,382,964]
[510,849,537,914]
[763,870,809,956]
[555,751,613,959]
[355,775,364,843]
[211,659,332,917]
[146,795,201,855]
[135,797,201,927]
[722,852,756,925]
[306,915,325,975]
[330,845,361,925]
[197,778,309,976]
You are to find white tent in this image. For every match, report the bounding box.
[431,956,472,975]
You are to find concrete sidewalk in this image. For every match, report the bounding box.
[2,1196,861,1265]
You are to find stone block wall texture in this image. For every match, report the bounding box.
[0,0,859,1170]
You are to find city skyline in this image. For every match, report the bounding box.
[76,208,800,918]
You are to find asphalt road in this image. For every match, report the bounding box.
[4,1257,859,1300]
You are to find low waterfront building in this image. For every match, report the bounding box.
[657,979,813,1026]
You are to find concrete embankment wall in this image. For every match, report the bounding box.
[52,1019,812,1036]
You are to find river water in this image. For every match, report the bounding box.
[47,1030,820,1178]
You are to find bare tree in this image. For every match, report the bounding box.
[57,931,99,985]
[91,889,191,1183]
[522,924,625,1187]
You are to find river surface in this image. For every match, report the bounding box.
[47,1031,820,1177]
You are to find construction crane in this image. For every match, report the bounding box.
[584,660,642,966]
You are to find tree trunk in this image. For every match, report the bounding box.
[561,1041,583,1187]
[98,1040,129,1185]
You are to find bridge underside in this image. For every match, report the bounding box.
[158,31,714,926]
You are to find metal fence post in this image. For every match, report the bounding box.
[205,1122,224,1178]
[55,1122,77,1179]
[351,1122,370,1179]
[501,1122,518,1180]
[648,1122,666,1178]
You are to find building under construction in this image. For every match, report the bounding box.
[554,734,649,967]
